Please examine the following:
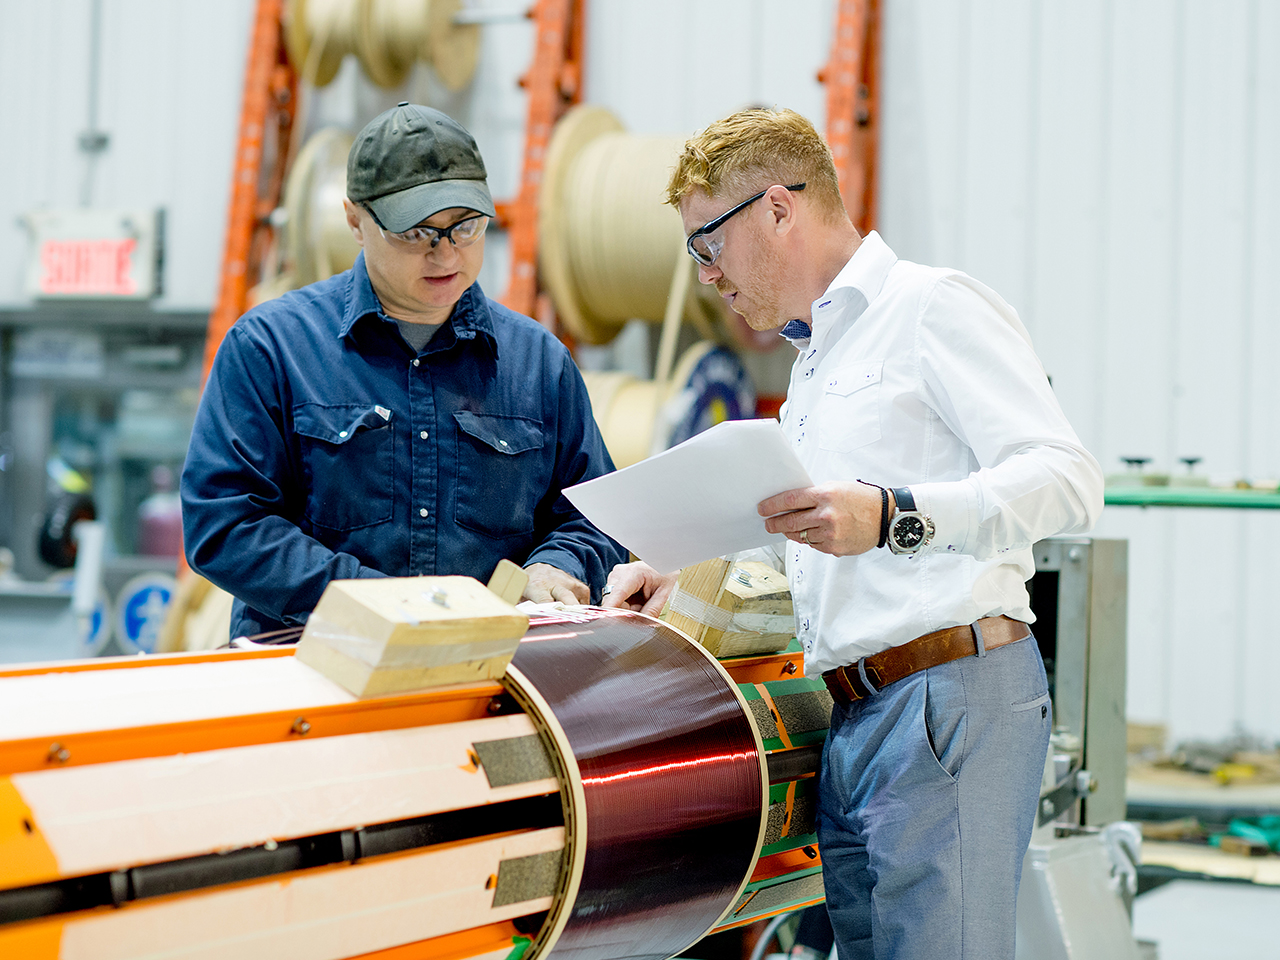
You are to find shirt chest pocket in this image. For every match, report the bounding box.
[818,360,884,453]
[294,403,394,531]
[454,411,545,539]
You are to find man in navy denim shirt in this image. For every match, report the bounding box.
[182,103,625,639]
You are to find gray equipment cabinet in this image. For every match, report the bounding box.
[1030,537,1129,827]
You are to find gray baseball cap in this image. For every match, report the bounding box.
[346,103,495,233]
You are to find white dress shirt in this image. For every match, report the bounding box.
[777,231,1104,676]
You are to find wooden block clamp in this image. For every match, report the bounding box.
[295,576,529,698]
[662,558,796,657]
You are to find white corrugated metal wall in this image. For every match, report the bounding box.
[873,0,1280,747]
[1,0,1276,745]
[0,0,255,309]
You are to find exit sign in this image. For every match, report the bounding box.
[24,209,162,300]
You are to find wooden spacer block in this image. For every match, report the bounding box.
[296,576,529,698]
[487,559,530,606]
[662,560,794,657]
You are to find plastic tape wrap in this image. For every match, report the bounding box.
[303,616,519,668]
[667,587,794,636]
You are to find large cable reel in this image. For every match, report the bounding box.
[284,0,480,91]
[539,105,768,468]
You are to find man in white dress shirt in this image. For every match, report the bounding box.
[603,108,1104,959]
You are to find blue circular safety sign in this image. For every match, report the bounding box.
[114,573,176,654]
[77,586,112,657]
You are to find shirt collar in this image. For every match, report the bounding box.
[779,231,897,350]
[810,229,897,328]
[339,252,497,353]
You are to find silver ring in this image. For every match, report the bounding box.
[601,584,613,596]
[801,529,810,545]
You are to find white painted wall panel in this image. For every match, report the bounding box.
[0,0,254,310]
[881,0,1280,745]
[583,0,833,134]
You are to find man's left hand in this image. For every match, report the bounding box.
[758,481,884,556]
[522,563,590,605]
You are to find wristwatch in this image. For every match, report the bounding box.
[888,487,935,555]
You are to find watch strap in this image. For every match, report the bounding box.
[890,486,917,513]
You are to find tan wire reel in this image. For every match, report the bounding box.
[284,0,480,91]
[539,105,760,468]
[249,126,361,306]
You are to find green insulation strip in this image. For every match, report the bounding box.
[1105,487,1280,509]
[729,866,825,921]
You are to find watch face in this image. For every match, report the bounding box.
[894,515,926,549]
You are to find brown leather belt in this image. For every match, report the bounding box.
[822,615,1031,706]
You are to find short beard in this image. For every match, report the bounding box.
[736,234,789,331]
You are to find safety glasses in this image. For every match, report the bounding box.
[685,182,806,266]
[364,205,489,252]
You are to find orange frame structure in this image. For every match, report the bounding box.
[822,0,880,233]
[199,0,297,386]
[497,0,586,319]
[200,0,872,375]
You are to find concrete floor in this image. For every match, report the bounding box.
[1132,879,1280,960]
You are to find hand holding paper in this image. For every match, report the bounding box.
[563,419,812,573]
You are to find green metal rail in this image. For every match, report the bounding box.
[1105,486,1280,509]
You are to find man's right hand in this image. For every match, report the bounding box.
[600,561,677,617]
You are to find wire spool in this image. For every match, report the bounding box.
[539,106,720,346]
[354,0,426,89]
[423,0,481,91]
[354,0,480,91]
[282,127,362,287]
[539,105,782,356]
[583,341,756,469]
[504,607,768,960]
[287,0,480,91]
[284,0,360,87]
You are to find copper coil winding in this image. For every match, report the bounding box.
[505,607,768,959]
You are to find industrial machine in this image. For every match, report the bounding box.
[0,606,828,960]
[0,537,1146,960]
[1017,537,1146,960]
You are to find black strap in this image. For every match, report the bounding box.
[857,480,891,549]
[890,486,917,513]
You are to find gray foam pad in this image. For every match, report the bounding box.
[748,696,779,740]
[492,848,564,908]
[772,690,834,735]
[473,733,556,788]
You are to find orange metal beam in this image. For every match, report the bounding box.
[821,0,880,233]
[199,0,297,385]
[498,0,585,319]
[352,921,526,960]
[0,646,291,679]
[721,650,806,686]
[0,663,504,776]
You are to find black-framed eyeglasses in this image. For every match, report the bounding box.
[685,183,806,266]
[363,203,489,251]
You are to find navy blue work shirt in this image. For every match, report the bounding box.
[181,253,626,638]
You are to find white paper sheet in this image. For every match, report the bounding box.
[564,419,813,573]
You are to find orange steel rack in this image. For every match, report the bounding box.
[497,0,586,320]
[199,0,297,387]
[822,0,880,233]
